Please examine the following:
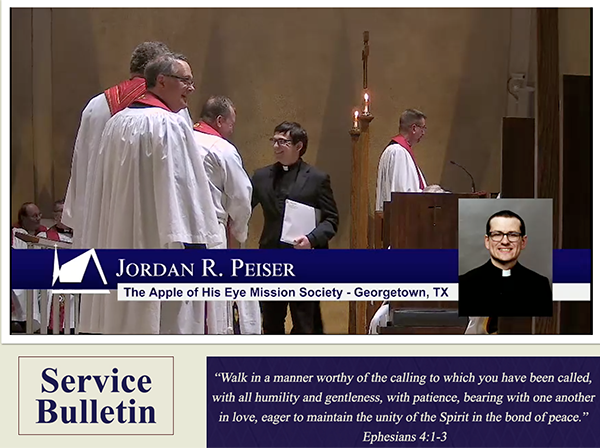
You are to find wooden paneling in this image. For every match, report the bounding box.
[501,118,535,198]
[562,75,591,249]
[10,9,35,221]
[559,74,592,335]
[534,8,560,335]
[536,8,560,247]
[32,9,54,216]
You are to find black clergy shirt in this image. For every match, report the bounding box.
[458,260,553,318]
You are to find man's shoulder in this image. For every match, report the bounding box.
[253,165,273,178]
[379,143,410,165]
[384,142,410,155]
[459,262,489,281]
[117,106,185,122]
[86,92,108,106]
[81,93,109,117]
[516,263,550,284]
[193,131,237,153]
[104,107,191,140]
[302,162,329,180]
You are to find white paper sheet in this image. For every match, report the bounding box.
[280,199,319,245]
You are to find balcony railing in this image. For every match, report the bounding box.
[12,232,79,335]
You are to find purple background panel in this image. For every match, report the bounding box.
[207,357,600,448]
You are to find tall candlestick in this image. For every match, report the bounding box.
[363,92,370,114]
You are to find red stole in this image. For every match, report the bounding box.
[193,121,238,246]
[45,225,72,242]
[104,77,146,116]
[390,135,425,190]
[45,227,60,241]
[193,121,223,138]
[131,91,173,112]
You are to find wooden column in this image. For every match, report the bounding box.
[348,127,361,334]
[501,117,535,198]
[357,112,374,334]
[350,113,373,250]
[559,75,591,334]
[348,109,373,334]
[534,8,560,334]
[536,8,560,245]
[350,127,362,249]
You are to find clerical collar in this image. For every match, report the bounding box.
[277,159,301,172]
[487,260,514,276]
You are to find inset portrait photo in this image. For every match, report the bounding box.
[458,199,553,318]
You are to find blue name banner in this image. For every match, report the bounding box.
[207,356,600,448]
[11,249,590,290]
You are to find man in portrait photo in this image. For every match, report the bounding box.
[459,209,553,318]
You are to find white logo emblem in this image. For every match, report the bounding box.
[52,247,109,294]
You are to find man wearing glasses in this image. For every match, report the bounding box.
[375,109,444,212]
[77,53,222,335]
[63,42,194,249]
[459,210,552,319]
[251,121,339,334]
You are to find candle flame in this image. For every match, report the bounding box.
[354,111,359,118]
[364,93,369,101]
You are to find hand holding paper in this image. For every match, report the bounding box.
[293,235,312,249]
[280,199,319,246]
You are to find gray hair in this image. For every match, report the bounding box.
[200,96,235,122]
[129,42,171,76]
[399,109,427,132]
[144,53,189,89]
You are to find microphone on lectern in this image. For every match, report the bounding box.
[450,160,476,193]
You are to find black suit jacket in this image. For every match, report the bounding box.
[458,260,553,318]
[251,160,339,249]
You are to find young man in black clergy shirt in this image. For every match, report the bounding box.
[459,210,552,320]
[251,121,339,334]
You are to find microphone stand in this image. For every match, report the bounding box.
[450,160,476,193]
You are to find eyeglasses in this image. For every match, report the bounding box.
[488,231,522,242]
[414,124,427,131]
[269,137,293,146]
[165,74,194,87]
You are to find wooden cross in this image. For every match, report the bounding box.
[362,31,370,89]
[428,205,442,226]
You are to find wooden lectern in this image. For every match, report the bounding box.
[374,192,488,334]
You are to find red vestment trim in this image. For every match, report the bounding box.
[45,227,60,241]
[104,77,146,116]
[10,224,47,246]
[193,121,223,138]
[390,135,425,190]
[131,91,172,112]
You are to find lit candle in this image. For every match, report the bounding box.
[363,92,370,114]
[353,110,359,128]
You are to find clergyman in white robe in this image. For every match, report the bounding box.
[375,139,427,212]
[78,92,222,335]
[62,85,192,249]
[193,121,260,334]
[368,303,389,334]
